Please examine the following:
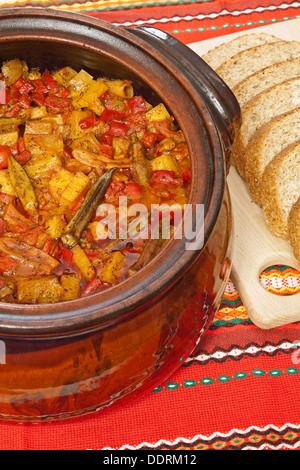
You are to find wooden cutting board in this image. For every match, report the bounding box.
[189,19,300,329]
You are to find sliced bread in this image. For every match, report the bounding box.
[245,108,300,206]
[233,57,300,108]
[201,32,280,70]
[216,40,300,89]
[261,140,300,239]
[288,197,300,264]
[232,77,300,180]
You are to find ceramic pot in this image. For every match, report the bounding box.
[0,8,240,421]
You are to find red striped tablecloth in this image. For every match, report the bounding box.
[0,0,299,451]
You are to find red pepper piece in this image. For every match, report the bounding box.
[0,145,11,169]
[31,93,45,107]
[11,88,20,104]
[141,131,160,148]
[99,108,126,122]
[48,84,70,98]
[0,217,7,235]
[19,93,31,109]
[70,196,84,213]
[32,79,48,94]
[17,137,26,153]
[12,75,35,94]
[42,238,53,254]
[15,150,32,166]
[100,143,114,159]
[99,133,113,146]
[60,248,73,266]
[128,96,147,113]
[150,170,179,187]
[81,277,103,297]
[79,113,99,130]
[41,69,58,89]
[181,167,191,185]
[45,95,71,113]
[63,145,74,161]
[107,120,128,137]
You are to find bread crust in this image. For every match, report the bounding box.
[245,108,300,206]
[233,77,300,183]
[202,32,280,70]
[261,141,300,239]
[216,40,300,89]
[288,197,300,264]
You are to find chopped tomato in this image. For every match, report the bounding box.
[0,145,11,169]
[124,181,143,201]
[105,179,126,202]
[150,170,179,187]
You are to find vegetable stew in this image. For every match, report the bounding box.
[0,59,191,303]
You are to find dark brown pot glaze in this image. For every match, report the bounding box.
[0,8,240,421]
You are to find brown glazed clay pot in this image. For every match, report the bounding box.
[0,8,240,421]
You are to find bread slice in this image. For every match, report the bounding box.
[245,108,300,206]
[233,57,300,108]
[261,141,300,239]
[202,32,280,70]
[216,40,300,89]
[288,197,300,264]
[232,77,300,180]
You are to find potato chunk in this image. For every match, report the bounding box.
[71,245,95,282]
[17,276,62,304]
[60,274,81,301]
[100,251,125,284]
[48,168,74,200]
[146,103,170,122]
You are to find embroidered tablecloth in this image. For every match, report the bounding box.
[0,0,300,451]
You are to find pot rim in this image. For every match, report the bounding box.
[0,8,227,339]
